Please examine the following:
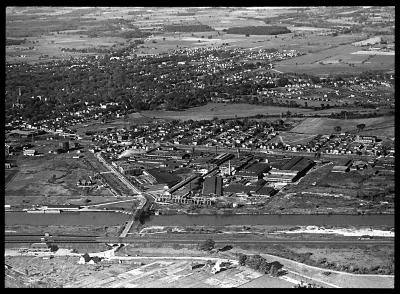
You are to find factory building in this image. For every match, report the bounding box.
[235,162,271,180]
[265,156,314,183]
[202,176,223,196]
[224,183,276,197]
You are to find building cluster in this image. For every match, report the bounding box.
[274,133,393,157]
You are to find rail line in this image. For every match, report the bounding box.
[5,235,394,246]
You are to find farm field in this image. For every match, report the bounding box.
[274,42,394,75]
[8,6,389,71]
[290,116,394,137]
[5,34,126,64]
[238,275,294,288]
[4,255,138,288]
[4,253,274,288]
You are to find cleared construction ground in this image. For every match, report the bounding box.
[4,245,394,288]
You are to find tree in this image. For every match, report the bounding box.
[258,259,271,273]
[381,144,389,156]
[356,123,366,132]
[246,255,263,270]
[269,261,284,276]
[199,239,215,251]
[334,126,342,133]
[276,77,289,87]
[48,244,59,252]
[238,254,247,266]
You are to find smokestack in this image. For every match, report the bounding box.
[228,160,231,176]
[237,148,240,159]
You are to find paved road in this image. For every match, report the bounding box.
[94,152,152,237]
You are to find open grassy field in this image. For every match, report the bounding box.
[288,244,394,274]
[5,151,114,198]
[275,132,317,145]
[73,114,154,136]
[141,103,314,121]
[290,116,394,137]
[256,251,394,288]
[5,169,19,187]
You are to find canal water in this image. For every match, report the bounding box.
[5,211,128,226]
[144,214,395,227]
[5,212,394,227]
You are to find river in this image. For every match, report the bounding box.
[5,212,394,227]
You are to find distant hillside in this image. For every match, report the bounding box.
[225,26,291,35]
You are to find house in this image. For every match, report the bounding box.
[30,242,50,252]
[332,159,352,173]
[40,204,81,211]
[351,160,368,170]
[331,165,349,173]
[356,135,376,144]
[78,253,102,264]
[23,149,36,156]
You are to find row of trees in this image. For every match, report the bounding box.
[164,24,214,32]
[238,253,284,276]
[333,123,365,133]
[225,26,291,35]
[6,38,26,46]
[198,240,286,276]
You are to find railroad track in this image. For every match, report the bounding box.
[83,155,131,196]
[5,235,394,246]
